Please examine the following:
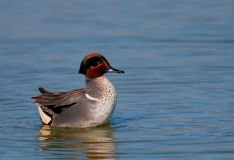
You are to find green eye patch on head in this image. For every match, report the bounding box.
[79,56,103,74]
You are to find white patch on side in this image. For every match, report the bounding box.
[85,93,100,102]
[37,104,51,124]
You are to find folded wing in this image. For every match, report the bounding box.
[32,87,85,124]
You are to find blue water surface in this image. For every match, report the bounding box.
[0,0,234,159]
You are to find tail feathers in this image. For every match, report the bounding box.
[36,103,54,125]
[31,87,50,100]
[39,87,49,94]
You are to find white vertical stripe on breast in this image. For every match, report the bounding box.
[85,93,100,102]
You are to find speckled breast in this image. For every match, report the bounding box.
[91,76,117,126]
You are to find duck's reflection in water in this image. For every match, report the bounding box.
[38,123,116,159]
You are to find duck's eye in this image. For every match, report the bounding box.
[96,59,103,65]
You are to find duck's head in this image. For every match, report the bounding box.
[79,53,124,79]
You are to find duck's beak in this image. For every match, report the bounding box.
[107,66,125,73]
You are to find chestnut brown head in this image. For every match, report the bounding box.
[79,53,124,79]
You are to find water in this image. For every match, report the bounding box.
[1,0,234,159]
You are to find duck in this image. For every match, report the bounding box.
[32,53,124,128]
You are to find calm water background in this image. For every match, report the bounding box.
[0,0,234,159]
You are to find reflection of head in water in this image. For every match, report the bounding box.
[38,123,116,159]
